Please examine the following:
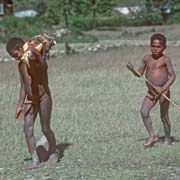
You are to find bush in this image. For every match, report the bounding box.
[72,18,95,30]
[0,16,45,42]
[166,12,180,24]
[40,9,60,25]
[132,12,164,26]
[71,13,163,30]
[72,16,134,30]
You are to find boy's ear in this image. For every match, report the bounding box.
[19,47,24,52]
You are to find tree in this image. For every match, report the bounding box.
[95,0,116,16]
[145,0,174,22]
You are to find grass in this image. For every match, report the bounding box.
[85,24,180,41]
[1,46,180,179]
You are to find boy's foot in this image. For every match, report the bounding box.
[21,152,41,170]
[21,162,43,170]
[164,138,172,146]
[46,151,59,165]
[144,136,158,148]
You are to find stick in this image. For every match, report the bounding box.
[134,69,180,111]
[24,100,33,104]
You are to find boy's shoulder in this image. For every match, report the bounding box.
[18,60,28,72]
[143,54,151,61]
[163,54,170,60]
[160,54,171,63]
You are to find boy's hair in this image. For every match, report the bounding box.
[6,37,25,56]
[151,33,166,47]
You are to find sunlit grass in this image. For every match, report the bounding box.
[1,46,180,179]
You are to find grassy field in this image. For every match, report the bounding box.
[86,24,180,41]
[1,46,180,180]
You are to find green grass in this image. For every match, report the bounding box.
[1,46,180,179]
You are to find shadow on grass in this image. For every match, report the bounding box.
[137,136,179,143]
[157,136,179,143]
[24,142,72,163]
[56,142,72,161]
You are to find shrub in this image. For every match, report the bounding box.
[0,16,44,42]
[144,12,163,25]
[166,12,180,24]
[71,13,163,30]
[72,16,134,30]
[72,18,95,30]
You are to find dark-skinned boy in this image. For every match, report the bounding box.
[127,33,176,147]
[6,37,58,169]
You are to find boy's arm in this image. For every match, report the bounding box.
[17,71,26,107]
[15,65,27,120]
[18,62,34,101]
[161,57,176,93]
[127,56,147,77]
[29,46,45,65]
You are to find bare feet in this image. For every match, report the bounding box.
[21,151,41,170]
[144,136,158,148]
[164,137,172,146]
[21,161,43,170]
[46,151,59,165]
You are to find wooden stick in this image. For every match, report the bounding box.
[24,100,33,104]
[134,69,180,111]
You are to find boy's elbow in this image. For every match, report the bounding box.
[26,91,33,99]
[24,84,33,98]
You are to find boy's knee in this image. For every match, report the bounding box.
[42,127,52,136]
[24,126,33,137]
[161,114,169,123]
[140,108,149,118]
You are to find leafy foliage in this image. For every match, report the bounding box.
[95,0,116,15]
[1,0,180,43]
[166,12,180,24]
[0,16,42,42]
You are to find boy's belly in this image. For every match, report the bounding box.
[145,70,168,87]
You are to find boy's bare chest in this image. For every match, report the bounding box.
[146,58,166,69]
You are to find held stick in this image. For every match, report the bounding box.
[24,100,33,104]
[134,69,180,111]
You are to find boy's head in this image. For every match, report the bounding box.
[6,37,25,60]
[151,33,166,47]
[150,33,166,58]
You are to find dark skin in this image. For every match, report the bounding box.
[11,45,57,167]
[127,39,176,147]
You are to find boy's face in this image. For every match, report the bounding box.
[11,47,24,61]
[151,39,165,59]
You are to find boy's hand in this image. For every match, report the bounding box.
[15,107,23,120]
[127,62,134,71]
[154,86,164,95]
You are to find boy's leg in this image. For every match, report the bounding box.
[160,91,171,145]
[24,104,39,165]
[39,94,57,163]
[140,94,158,147]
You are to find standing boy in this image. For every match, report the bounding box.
[127,33,176,148]
[6,36,58,169]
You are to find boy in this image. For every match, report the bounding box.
[127,33,176,148]
[6,36,58,169]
